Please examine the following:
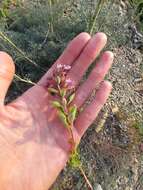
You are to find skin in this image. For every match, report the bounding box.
[0,32,113,190]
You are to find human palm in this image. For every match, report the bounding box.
[0,32,113,190]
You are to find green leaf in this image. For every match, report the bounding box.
[68,105,77,123]
[48,87,58,94]
[58,110,69,128]
[68,93,75,104]
[60,88,66,97]
[69,150,81,168]
[56,76,61,85]
[52,101,62,109]
[62,97,67,107]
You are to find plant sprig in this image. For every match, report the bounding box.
[47,64,77,152]
[47,64,93,190]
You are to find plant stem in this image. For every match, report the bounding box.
[0,32,36,66]
[68,126,76,152]
[0,32,45,71]
[14,74,36,85]
[98,0,114,31]
[89,0,105,35]
[79,166,93,190]
[48,0,54,33]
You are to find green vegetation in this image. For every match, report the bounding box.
[132,121,143,136]
[0,0,21,19]
[129,0,143,32]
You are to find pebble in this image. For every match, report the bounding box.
[139,143,143,152]
[94,183,103,190]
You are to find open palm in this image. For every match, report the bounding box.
[0,32,113,190]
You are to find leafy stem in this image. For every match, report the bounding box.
[47,64,93,190]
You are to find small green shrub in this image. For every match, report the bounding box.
[132,121,143,136]
[0,0,21,19]
[129,0,143,32]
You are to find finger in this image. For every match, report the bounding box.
[75,81,112,137]
[0,52,15,105]
[38,32,91,85]
[67,33,107,86]
[73,51,114,108]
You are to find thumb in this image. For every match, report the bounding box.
[0,52,15,105]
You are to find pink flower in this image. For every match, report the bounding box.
[65,78,74,89]
[57,64,63,69]
[66,78,72,84]
[64,65,71,70]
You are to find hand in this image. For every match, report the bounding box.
[0,32,113,190]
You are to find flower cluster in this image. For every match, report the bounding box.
[47,64,74,95]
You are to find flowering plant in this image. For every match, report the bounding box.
[47,64,77,151]
[47,63,93,189]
